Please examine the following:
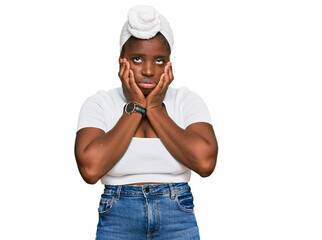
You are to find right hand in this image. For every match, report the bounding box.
[118,58,146,107]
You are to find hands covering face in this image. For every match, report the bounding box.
[119,58,146,108]
[118,58,174,111]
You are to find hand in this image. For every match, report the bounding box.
[118,58,146,107]
[146,62,174,111]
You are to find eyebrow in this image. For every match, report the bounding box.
[128,53,168,59]
[128,53,145,56]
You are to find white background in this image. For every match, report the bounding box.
[1,0,321,239]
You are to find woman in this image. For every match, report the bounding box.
[75,5,218,239]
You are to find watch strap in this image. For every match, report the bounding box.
[134,104,146,117]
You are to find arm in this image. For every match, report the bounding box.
[147,110,218,177]
[146,63,218,177]
[74,59,146,184]
[75,113,142,184]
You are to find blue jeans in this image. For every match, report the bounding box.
[96,183,200,240]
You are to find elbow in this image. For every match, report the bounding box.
[82,173,100,185]
[198,158,216,177]
[79,166,101,185]
[199,170,214,178]
[75,155,101,185]
[75,147,103,184]
[84,178,99,185]
[196,146,218,178]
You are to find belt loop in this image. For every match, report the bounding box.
[116,185,122,200]
[169,183,175,199]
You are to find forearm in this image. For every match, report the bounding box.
[147,107,217,177]
[76,112,142,183]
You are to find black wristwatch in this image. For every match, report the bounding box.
[124,102,146,117]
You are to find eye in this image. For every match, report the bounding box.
[133,57,142,63]
[155,59,165,65]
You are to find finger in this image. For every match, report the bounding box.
[162,64,171,86]
[118,59,126,79]
[122,61,130,82]
[158,73,166,89]
[159,63,171,87]
[128,70,138,89]
[168,62,174,81]
[121,62,131,90]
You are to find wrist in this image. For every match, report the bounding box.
[128,99,146,108]
[136,102,146,109]
[124,101,147,117]
[146,104,166,116]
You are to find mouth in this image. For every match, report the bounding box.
[137,79,157,89]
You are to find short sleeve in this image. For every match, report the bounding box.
[76,92,108,132]
[181,89,212,129]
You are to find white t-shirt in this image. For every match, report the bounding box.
[77,87,212,185]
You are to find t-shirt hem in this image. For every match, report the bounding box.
[100,171,191,185]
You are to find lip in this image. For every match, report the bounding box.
[137,80,157,89]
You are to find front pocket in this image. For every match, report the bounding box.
[98,195,115,216]
[175,190,195,213]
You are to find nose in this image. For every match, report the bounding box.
[141,62,154,77]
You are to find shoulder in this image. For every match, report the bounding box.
[165,87,204,103]
[77,88,124,132]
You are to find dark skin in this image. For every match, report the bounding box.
[74,34,218,185]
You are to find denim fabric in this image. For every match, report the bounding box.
[96,183,200,240]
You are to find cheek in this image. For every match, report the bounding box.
[155,67,165,81]
[130,65,141,79]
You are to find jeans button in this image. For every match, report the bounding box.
[145,187,149,193]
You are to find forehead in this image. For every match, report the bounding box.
[124,35,170,57]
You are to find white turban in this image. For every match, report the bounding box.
[120,5,174,52]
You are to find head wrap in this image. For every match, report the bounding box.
[120,5,174,52]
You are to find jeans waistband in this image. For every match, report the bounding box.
[103,182,190,200]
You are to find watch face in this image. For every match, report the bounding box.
[126,102,135,113]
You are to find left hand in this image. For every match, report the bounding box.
[146,62,174,111]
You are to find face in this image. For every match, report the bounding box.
[121,34,170,96]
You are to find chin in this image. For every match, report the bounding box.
[140,88,154,96]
